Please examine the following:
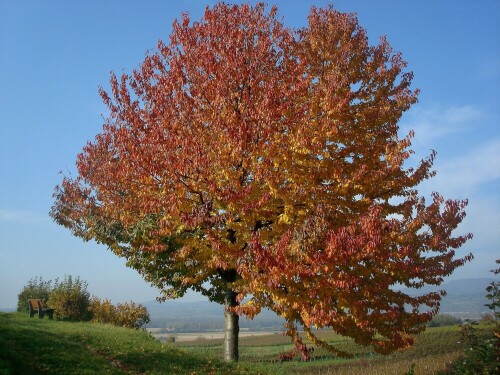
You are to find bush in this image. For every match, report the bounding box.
[18,275,148,327]
[17,276,53,313]
[438,262,500,375]
[89,297,116,324]
[439,322,498,374]
[89,297,150,329]
[47,275,91,321]
[115,301,150,329]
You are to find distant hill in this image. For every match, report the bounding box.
[144,278,494,330]
[400,277,493,319]
[143,299,285,331]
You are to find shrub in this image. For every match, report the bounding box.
[89,297,116,324]
[18,274,149,327]
[438,321,498,374]
[90,297,150,329]
[47,275,91,321]
[484,258,499,328]
[17,276,53,313]
[438,262,500,375]
[115,301,150,328]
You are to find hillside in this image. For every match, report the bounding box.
[400,277,493,318]
[143,300,284,331]
[0,312,255,374]
[144,278,493,330]
[1,312,496,374]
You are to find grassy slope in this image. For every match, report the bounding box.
[0,313,255,375]
[1,312,495,375]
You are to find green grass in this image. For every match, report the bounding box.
[1,312,496,375]
[0,312,255,374]
[175,325,496,375]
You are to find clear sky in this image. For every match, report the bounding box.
[1,1,499,309]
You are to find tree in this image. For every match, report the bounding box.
[50,3,472,362]
[47,275,92,321]
[17,276,52,313]
[484,259,499,328]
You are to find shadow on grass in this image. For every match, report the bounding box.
[0,313,119,374]
[0,313,250,374]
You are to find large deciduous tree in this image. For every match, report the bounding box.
[51,3,472,362]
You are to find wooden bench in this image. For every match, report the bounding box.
[28,299,54,319]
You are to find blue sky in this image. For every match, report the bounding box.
[1,1,498,309]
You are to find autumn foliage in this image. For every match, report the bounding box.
[51,3,472,359]
[89,297,150,329]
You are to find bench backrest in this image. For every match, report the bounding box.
[28,298,54,319]
[28,299,40,311]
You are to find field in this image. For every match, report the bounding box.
[1,312,496,374]
[148,329,279,342]
[160,325,495,375]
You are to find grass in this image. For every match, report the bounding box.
[174,325,496,375]
[1,312,496,374]
[0,312,255,374]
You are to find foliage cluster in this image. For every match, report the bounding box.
[484,259,500,327]
[89,297,150,329]
[438,266,500,374]
[47,275,92,321]
[16,276,52,313]
[16,276,149,328]
[438,322,498,375]
[50,2,473,361]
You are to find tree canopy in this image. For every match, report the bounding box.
[51,3,472,360]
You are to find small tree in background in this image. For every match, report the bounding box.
[47,275,91,321]
[485,258,500,366]
[17,276,52,313]
[484,259,500,328]
[439,261,500,374]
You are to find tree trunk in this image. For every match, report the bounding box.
[224,289,239,362]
